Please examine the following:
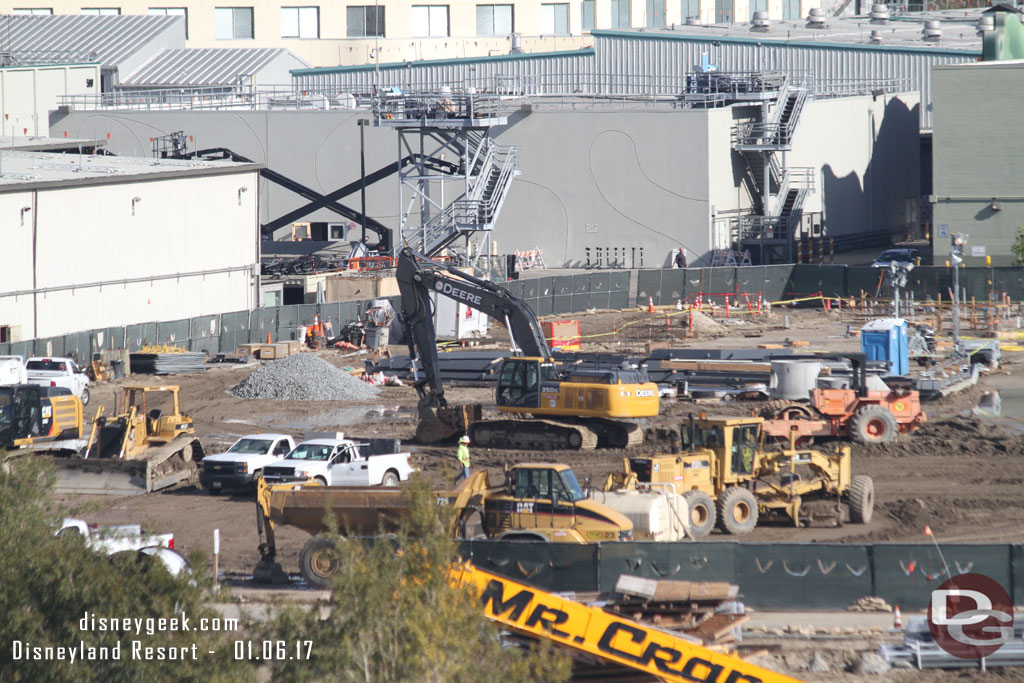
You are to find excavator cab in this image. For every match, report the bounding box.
[496,358,559,408]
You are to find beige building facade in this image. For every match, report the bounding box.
[4,0,819,67]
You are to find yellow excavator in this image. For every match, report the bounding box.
[396,248,659,449]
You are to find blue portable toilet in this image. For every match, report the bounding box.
[860,318,909,376]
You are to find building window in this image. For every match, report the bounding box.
[411,5,449,37]
[645,0,665,26]
[610,0,630,27]
[215,7,254,39]
[781,0,798,19]
[541,3,568,34]
[681,0,697,21]
[149,7,187,37]
[81,7,120,14]
[346,5,385,37]
[476,4,512,36]
[281,6,318,38]
[581,0,594,30]
[13,7,53,13]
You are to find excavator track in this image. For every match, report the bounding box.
[470,419,600,451]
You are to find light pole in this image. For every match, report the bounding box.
[358,118,369,248]
[950,232,967,355]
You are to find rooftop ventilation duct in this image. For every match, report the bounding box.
[922,19,942,41]
[977,15,995,34]
[685,15,698,24]
[869,4,889,23]
[509,33,523,53]
[806,8,826,28]
[751,10,770,31]
[869,29,883,43]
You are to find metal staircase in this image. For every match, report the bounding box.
[374,89,520,269]
[403,139,520,257]
[730,75,813,264]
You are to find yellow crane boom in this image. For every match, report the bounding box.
[450,563,803,683]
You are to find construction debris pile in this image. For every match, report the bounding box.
[605,575,747,651]
[230,353,379,401]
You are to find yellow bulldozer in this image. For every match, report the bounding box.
[604,415,874,537]
[1,383,203,495]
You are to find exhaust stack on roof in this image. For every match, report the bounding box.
[806,8,826,28]
[922,19,942,41]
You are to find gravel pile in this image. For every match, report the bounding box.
[230,353,380,401]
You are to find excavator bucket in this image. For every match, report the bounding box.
[416,404,481,444]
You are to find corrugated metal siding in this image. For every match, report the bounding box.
[593,33,976,127]
[122,48,309,88]
[0,14,185,72]
[34,271,252,339]
[291,50,595,94]
[23,171,257,338]
[0,191,36,338]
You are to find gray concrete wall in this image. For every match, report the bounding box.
[54,93,921,266]
[789,93,922,239]
[933,62,1024,266]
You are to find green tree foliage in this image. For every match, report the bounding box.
[260,477,572,683]
[0,457,251,682]
[1012,226,1024,266]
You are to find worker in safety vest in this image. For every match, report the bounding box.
[455,435,471,483]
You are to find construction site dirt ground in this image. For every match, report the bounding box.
[54,306,1024,583]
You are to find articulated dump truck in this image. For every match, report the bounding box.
[252,468,795,683]
[254,462,691,589]
[1,384,202,495]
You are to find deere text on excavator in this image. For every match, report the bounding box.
[396,248,658,450]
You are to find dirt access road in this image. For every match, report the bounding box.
[57,307,1024,578]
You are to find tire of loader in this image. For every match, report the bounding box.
[683,490,716,538]
[849,474,875,524]
[851,405,898,444]
[717,487,759,535]
[299,535,342,589]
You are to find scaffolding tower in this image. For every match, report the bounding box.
[373,88,521,271]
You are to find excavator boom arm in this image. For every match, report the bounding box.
[396,248,551,406]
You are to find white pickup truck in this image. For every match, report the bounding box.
[262,435,414,487]
[200,433,296,493]
[56,519,188,576]
[56,518,174,554]
[25,357,91,405]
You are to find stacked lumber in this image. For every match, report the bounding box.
[606,575,747,651]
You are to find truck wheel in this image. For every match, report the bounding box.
[80,388,90,406]
[717,487,758,535]
[313,476,327,487]
[851,405,898,444]
[682,491,716,538]
[849,475,875,524]
[299,535,341,589]
[381,470,400,487]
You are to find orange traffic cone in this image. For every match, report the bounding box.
[648,296,655,313]
[266,332,272,344]
[893,605,903,629]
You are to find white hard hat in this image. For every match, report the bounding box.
[459,435,470,444]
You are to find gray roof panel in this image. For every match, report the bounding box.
[122,47,307,87]
[0,14,185,69]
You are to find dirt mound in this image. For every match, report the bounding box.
[858,417,1024,459]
